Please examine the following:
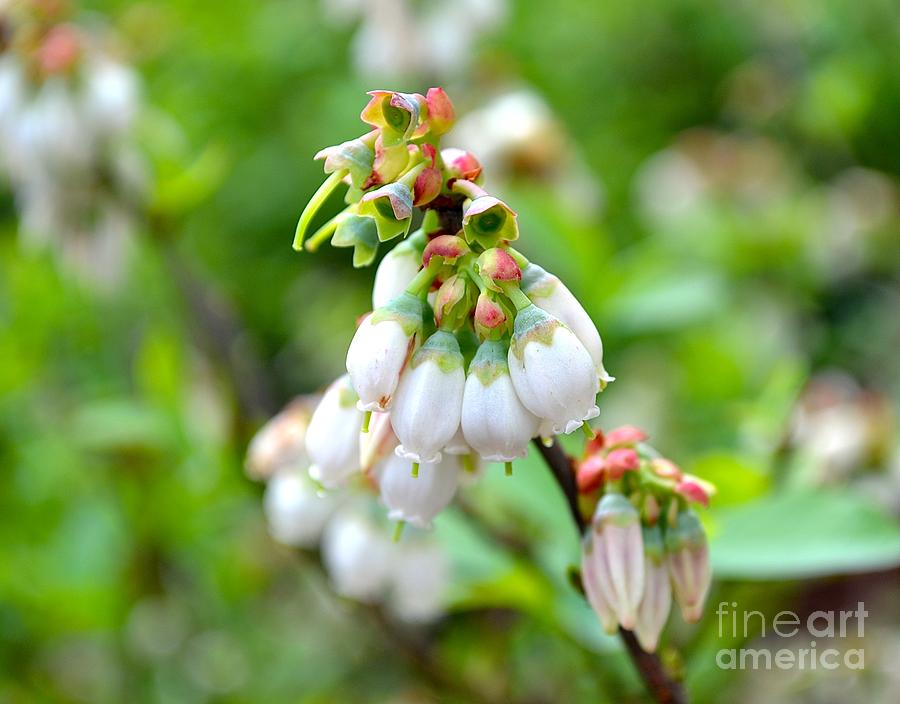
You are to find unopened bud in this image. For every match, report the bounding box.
[634,525,672,653]
[588,492,645,630]
[666,510,711,624]
[476,248,521,292]
[441,148,482,182]
[434,274,475,329]
[413,144,442,206]
[424,87,455,135]
[576,455,605,493]
[604,447,640,480]
[605,425,648,447]
[422,234,470,266]
[473,291,509,340]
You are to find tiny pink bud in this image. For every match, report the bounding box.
[576,455,605,493]
[422,234,470,266]
[441,148,483,182]
[584,429,606,455]
[425,87,455,135]
[604,448,639,480]
[413,144,442,206]
[675,479,710,508]
[605,425,648,447]
[476,248,521,290]
[434,275,469,327]
[38,24,82,75]
[651,458,683,480]
[474,292,507,330]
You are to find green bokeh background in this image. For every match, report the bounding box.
[1,0,898,701]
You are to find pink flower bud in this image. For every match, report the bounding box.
[413,145,442,206]
[38,24,82,76]
[473,292,508,339]
[576,455,605,493]
[425,87,455,135]
[604,448,639,480]
[587,493,645,630]
[666,510,711,624]
[585,429,606,454]
[434,274,474,328]
[422,234,470,266]
[675,478,711,507]
[634,525,672,653]
[476,248,521,291]
[605,425,648,447]
[441,148,482,182]
[651,458,683,480]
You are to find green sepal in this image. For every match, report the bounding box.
[411,329,464,373]
[509,304,560,359]
[665,510,707,552]
[642,523,666,564]
[359,183,414,242]
[332,214,380,268]
[371,291,428,337]
[468,338,510,387]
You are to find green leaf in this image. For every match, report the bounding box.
[710,489,900,579]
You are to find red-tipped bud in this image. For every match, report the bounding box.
[650,458,683,480]
[476,248,521,292]
[434,274,473,328]
[441,148,482,182]
[604,448,640,480]
[424,87,455,135]
[38,24,82,76]
[473,291,508,339]
[605,425,648,447]
[585,429,606,455]
[576,455,605,493]
[675,476,714,507]
[413,144,442,206]
[422,234,470,266]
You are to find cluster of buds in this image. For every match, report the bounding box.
[577,426,714,652]
[0,1,144,288]
[294,88,613,532]
[246,397,450,623]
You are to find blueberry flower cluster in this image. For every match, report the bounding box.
[294,88,612,531]
[246,397,450,623]
[576,426,714,652]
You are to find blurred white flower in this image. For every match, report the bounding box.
[322,508,394,602]
[264,469,339,548]
[388,540,450,623]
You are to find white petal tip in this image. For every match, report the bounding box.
[394,445,442,464]
[357,400,390,412]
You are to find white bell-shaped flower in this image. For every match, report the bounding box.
[391,330,465,463]
[306,374,363,488]
[507,304,599,435]
[634,525,672,653]
[666,510,711,623]
[581,534,619,635]
[263,469,338,548]
[346,293,425,412]
[388,540,450,623]
[322,507,394,602]
[522,263,613,388]
[378,453,461,529]
[586,492,645,630]
[462,339,540,461]
[372,242,421,309]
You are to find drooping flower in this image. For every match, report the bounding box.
[346,292,426,412]
[358,182,414,241]
[244,397,315,480]
[391,330,465,463]
[462,195,518,249]
[508,304,599,434]
[306,374,363,488]
[521,263,613,389]
[388,540,451,623]
[634,524,672,653]
[372,237,423,309]
[581,533,619,635]
[585,492,645,630]
[321,508,394,602]
[378,453,461,528]
[441,147,482,182]
[461,339,539,461]
[666,509,711,623]
[264,469,338,548]
[314,136,375,190]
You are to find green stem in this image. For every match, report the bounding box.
[293,169,347,250]
[392,521,405,542]
[505,461,513,477]
[411,462,420,478]
[500,281,533,312]
[451,179,488,200]
[361,410,372,433]
[581,423,595,439]
[405,256,443,297]
[304,211,343,252]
